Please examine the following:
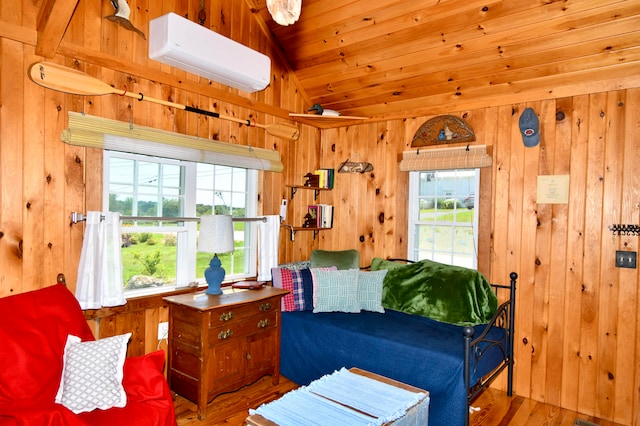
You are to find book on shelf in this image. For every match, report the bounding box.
[306,204,333,228]
[313,168,335,189]
[320,204,334,228]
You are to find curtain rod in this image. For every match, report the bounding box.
[70,212,267,224]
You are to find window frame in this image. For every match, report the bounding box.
[103,151,258,297]
[407,169,480,269]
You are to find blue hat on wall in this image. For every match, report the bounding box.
[519,107,540,147]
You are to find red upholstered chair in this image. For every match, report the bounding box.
[0,284,177,426]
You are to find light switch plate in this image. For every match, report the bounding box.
[616,251,637,269]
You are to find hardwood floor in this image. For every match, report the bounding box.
[174,375,624,426]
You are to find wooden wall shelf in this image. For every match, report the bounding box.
[288,113,369,129]
[281,225,329,241]
[286,184,331,200]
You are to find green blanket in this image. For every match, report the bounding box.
[371,258,497,326]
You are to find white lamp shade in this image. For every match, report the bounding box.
[198,215,234,253]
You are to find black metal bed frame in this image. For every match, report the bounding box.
[463,272,518,426]
[370,260,518,426]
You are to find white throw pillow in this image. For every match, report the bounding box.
[55,333,131,414]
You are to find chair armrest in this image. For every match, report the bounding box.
[122,351,172,403]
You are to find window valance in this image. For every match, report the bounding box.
[399,145,492,171]
[63,112,283,172]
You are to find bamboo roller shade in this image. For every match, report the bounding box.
[399,145,492,171]
[63,112,284,172]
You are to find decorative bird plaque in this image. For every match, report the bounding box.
[411,115,475,147]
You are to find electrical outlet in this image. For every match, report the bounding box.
[615,251,637,269]
[157,322,169,340]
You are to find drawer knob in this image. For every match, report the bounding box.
[258,319,270,328]
[259,302,271,311]
[219,312,234,321]
[218,329,233,340]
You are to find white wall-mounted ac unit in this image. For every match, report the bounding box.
[149,13,271,93]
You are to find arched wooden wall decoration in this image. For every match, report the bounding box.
[411,115,475,147]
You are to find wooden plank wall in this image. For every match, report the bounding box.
[315,94,640,425]
[1,0,639,424]
[0,0,315,353]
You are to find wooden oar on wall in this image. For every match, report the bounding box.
[28,62,300,141]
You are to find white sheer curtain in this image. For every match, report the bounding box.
[75,212,126,309]
[257,215,280,281]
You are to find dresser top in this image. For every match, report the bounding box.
[163,286,288,311]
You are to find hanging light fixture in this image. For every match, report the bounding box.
[267,0,301,26]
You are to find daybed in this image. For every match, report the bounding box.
[0,284,177,426]
[273,253,517,426]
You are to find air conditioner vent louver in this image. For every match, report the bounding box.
[149,13,270,93]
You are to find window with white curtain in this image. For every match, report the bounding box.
[104,151,258,296]
[407,169,480,268]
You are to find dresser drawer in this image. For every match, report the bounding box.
[208,297,279,327]
[171,344,200,378]
[171,317,202,345]
[209,312,277,343]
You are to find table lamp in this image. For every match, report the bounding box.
[198,215,234,295]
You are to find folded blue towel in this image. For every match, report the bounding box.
[250,368,428,426]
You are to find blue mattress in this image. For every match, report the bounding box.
[280,309,506,426]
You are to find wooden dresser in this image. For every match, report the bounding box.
[164,287,288,420]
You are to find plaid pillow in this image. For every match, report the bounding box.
[271,266,338,312]
[271,267,306,311]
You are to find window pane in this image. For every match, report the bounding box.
[196,190,214,213]
[434,225,453,251]
[418,198,436,222]
[138,161,159,189]
[122,231,178,290]
[162,163,182,189]
[418,172,434,196]
[231,192,246,211]
[137,194,158,217]
[454,227,475,254]
[415,225,433,250]
[233,168,247,189]
[197,164,215,190]
[215,191,231,214]
[215,166,233,191]
[109,194,133,215]
[110,158,134,186]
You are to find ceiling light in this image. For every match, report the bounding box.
[267,0,301,26]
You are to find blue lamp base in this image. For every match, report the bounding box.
[204,254,225,295]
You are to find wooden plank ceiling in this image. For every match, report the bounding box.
[248,0,640,126]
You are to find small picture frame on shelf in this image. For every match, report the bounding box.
[307,205,319,227]
[302,212,313,228]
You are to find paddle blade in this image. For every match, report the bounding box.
[266,123,300,141]
[28,62,118,96]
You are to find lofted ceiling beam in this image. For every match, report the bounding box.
[36,0,79,58]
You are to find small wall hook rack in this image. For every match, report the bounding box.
[608,224,640,236]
